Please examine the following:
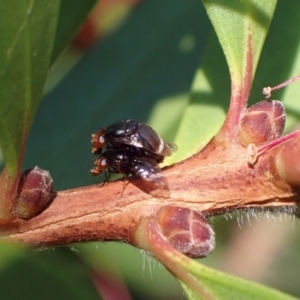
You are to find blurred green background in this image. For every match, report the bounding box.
[1,0,300,299]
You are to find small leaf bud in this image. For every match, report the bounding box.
[15,167,54,219]
[238,100,286,146]
[275,135,300,187]
[157,206,215,258]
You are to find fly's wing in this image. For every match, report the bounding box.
[164,141,178,155]
[132,123,177,157]
[128,157,170,197]
[132,123,162,151]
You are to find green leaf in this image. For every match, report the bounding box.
[180,261,297,300]
[167,33,230,164]
[0,0,60,175]
[202,0,277,85]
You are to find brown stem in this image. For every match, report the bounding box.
[1,136,298,248]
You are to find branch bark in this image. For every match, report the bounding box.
[1,137,298,248]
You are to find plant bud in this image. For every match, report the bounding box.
[275,135,300,187]
[157,206,215,258]
[15,167,54,219]
[238,100,286,146]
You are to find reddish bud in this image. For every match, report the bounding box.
[15,167,54,219]
[275,135,300,187]
[157,206,215,258]
[238,100,286,146]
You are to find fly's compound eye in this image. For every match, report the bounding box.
[91,128,106,154]
[90,157,108,176]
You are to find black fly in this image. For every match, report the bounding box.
[91,119,177,156]
[90,120,177,197]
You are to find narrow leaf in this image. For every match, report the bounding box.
[168,34,230,163]
[0,0,60,175]
[202,0,277,85]
[180,261,297,300]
